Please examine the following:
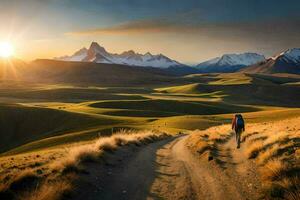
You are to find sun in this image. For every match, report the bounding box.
[0,41,14,58]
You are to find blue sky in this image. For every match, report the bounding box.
[1,0,300,63]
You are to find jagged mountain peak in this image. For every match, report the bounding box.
[242,48,300,74]
[120,50,137,57]
[272,48,300,62]
[89,41,103,49]
[144,52,153,56]
[56,42,183,68]
[218,53,265,65]
[195,52,265,73]
[73,47,88,55]
[88,42,110,57]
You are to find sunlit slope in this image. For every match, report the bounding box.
[1,72,300,156]
[0,103,122,152]
[147,107,300,131]
[157,73,300,107]
[0,87,147,103]
[156,83,202,94]
[90,99,258,116]
[24,59,182,86]
[156,73,270,94]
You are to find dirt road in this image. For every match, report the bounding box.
[73,134,263,200]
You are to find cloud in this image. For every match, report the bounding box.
[68,17,300,42]
[67,18,197,36]
[67,15,300,58]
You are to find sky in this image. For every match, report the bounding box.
[1,0,300,64]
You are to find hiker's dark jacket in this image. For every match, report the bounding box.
[232,115,245,132]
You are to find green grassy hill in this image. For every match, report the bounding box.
[0,103,122,152]
[157,73,300,107]
[1,68,300,156]
[90,99,258,116]
[24,59,183,86]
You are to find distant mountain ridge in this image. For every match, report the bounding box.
[57,42,184,69]
[55,43,300,75]
[195,53,265,73]
[242,48,300,74]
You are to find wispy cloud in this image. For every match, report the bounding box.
[67,17,200,36]
[67,17,300,43]
[67,16,300,59]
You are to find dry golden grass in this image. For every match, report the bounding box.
[186,124,232,156]
[19,179,72,200]
[260,159,287,181]
[257,143,280,164]
[52,129,170,175]
[187,117,300,199]
[259,158,300,199]
[283,177,300,200]
[245,140,265,159]
[0,129,171,200]
[244,117,300,199]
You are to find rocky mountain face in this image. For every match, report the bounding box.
[242,48,300,74]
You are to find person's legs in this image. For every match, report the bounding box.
[235,128,239,146]
[237,129,241,148]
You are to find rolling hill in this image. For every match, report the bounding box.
[0,103,120,153]
[15,59,185,86]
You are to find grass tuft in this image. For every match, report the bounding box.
[19,179,73,200]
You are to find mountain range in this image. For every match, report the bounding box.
[57,42,184,69]
[242,48,300,74]
[1,47,300,86]
[195,53,265,73]
[56,42,300,75]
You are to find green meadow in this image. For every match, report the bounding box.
[1,72,300,156]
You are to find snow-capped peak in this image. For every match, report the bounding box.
[194,52,265,73]
[120,50,137,57]
[197,52,265,68]
[88,42,111,58]
[217,53,265,66]
[272,48,300,62]
[56,42,183,68]
[144,52,153,56]
[57,47,88,62]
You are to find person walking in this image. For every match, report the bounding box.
[232,114,245,149]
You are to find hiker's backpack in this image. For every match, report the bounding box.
[236,115,244,128]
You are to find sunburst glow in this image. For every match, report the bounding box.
[0,42,14,58]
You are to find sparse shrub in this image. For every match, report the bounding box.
[71,146,99,163]
[246,140,265,159]
[9,170,40,192]
[279,177,300,200]
[114,137,128,146]
[0,170,41,200]
[267,183,285,198]
[241,131,259,142]
[20,179,72,200]
[186,124,231,159]
[60,161,80,175]
[97,138,118,152]
[260,159,286,181]
[257,144,279,164]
